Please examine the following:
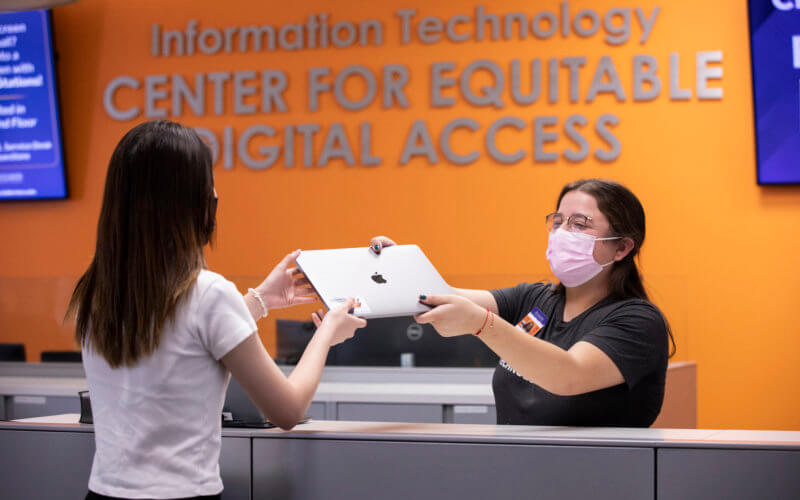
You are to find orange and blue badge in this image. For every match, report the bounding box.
[515,308,548,335]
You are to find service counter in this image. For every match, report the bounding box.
[1,414,798,500]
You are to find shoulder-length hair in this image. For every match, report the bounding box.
[552,178,676,356]
[67,120,216,368]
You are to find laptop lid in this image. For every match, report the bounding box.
[295,245,453,319]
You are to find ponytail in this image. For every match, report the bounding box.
[552,179,676,357]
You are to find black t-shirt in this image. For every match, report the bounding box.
[490,282,669,427]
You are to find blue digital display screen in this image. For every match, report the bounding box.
[0,10,67,201]
[749,1,800,185]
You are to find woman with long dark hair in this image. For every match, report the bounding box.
[68,120,363,500]
[371,179,674,427]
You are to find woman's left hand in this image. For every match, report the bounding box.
[255,250,317,310]
[415,294,487,337]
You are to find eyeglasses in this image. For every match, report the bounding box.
[545,212,595,233]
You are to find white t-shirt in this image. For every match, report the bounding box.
[82,270,257,499]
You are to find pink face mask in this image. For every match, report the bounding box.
[545,229,621,287]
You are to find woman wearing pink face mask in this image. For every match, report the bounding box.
[370,179,674,427]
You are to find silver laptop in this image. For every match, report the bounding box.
[295,245,453,318]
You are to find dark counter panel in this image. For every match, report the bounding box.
[253,438,654,500]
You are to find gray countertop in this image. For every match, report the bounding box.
[4,414,800,451]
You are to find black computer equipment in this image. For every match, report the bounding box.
[222,376,276,428]
[0,343,26,362]
[221,376,310,428]
[275,317,498,367]
[41,350,82,363]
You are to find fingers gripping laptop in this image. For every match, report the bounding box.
[295,245,453,319]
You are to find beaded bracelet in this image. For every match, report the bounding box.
[475,308,491,336]
[248,288,268,319]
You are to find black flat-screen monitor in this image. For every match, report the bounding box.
[0,9,68,200]
[276,317,499,368]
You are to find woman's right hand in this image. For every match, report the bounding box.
[311,297,367,346]
[369,235,396,254]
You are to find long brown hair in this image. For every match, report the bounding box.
[553,179,676,357]
[67,120,216,367]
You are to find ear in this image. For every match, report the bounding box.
[614,237,635,262]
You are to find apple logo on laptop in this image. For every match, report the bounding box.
[371,272,387,284]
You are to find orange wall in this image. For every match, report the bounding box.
[0,0,798,430]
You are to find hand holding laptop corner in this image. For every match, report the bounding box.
[369,235,396,254]
[311,297,367,346]
[250,249,318,312]
[415,294,487,337]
